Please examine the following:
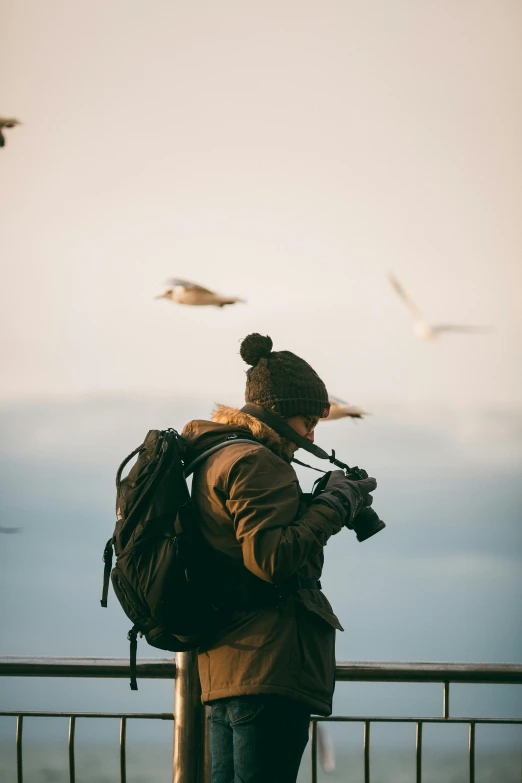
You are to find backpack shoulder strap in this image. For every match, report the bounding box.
[172,436,261,538]
[184,436,262,477]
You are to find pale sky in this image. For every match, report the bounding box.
[1,0,521,410]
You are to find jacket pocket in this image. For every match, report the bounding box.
[298,592,344,631]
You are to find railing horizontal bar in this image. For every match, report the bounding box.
[334,661,522,684]
[0,658,176,679]
[0,711,174,719]
[2,658,521,683]
[5,713,519,724]
[311,717,522,724]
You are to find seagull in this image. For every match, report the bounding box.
[0,117,21,147]
[388,272,492,341]
[0,526,22,534]
[155,278,246,308]
[317,723,335,773]
[322,396,369,421]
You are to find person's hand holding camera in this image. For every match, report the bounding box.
[313,469,377,528]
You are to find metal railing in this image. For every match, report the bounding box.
[0,656,180,783]
[312,661,522,783]
[1,656,521,783]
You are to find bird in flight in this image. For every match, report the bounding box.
[388,272,491,341]
[0,526,22,534]
[322,396,369,421]
[0,117,21,147]
[317,723,335,772]
[156,278,246,308]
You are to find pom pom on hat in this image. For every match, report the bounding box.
[240,333,273,366]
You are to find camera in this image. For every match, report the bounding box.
[311,466,386,543]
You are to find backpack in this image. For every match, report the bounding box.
[100,427,256,690]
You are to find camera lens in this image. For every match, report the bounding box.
[352,507,386,542]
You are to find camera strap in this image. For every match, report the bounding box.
[240,403,350,471]
[291,456,327,473]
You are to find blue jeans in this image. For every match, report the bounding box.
[209,695,311,783]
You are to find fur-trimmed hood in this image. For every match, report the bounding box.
[182,404,295,462]
[211,405,295,461]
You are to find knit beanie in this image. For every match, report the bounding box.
[240,333,330,419]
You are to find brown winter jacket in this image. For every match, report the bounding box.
[181,405,345,715]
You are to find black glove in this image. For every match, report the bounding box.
[312,469,377,528]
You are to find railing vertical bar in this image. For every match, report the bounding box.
[16,715,24,783]
[68,716,76,783]
[203,705,211,783]
[443,682,450,719]
[310,719,318,783]
[120,717,127,783]
[468,722,475,783]
[173,651,205,783]
[416,722,423,783]
[364,721,370,783]
[16,715,23,783]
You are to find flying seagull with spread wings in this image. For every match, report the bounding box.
[388,272,491,341]
[0,117,21,147]
[322,396,369,421]
[155,278,246,308]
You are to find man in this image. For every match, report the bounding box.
[182,333,377,783]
